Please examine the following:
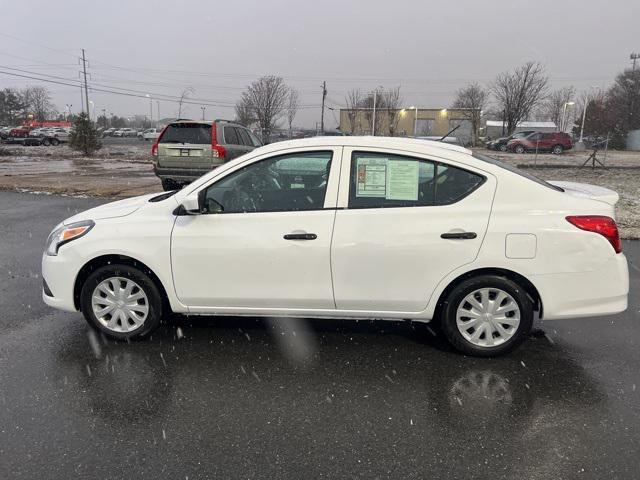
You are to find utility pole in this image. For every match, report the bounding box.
[81,49,90,118]
[201,106,206,121]
[372,89,378,136]
[320,81,327,134]
[157,101,160,123]
[631,53,640,71]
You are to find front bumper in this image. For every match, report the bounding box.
[41,250,84,312]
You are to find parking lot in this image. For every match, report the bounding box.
[0,189,639,479]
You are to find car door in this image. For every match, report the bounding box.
[331,147,496,313]
[171,147,341,311]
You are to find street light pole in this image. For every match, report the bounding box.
[200,106,206,121]
[411,106,418,137]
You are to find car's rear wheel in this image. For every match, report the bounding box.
[41,138,51,146]
[514,145,525,154]
[498,144,507,152]
[161,178,180,191]
[50,138,60,146]
[80,264,163,340]
[552,144,563,154]
[440,275,533,357]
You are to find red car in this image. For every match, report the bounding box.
[507,131,573,154]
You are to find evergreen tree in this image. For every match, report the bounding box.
[69,112,102,155]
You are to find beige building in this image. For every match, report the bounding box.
[339,107,479,145]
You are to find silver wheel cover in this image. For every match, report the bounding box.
[91,277,149,333]
[456,288,521,348]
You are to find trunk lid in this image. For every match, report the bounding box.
[548,180,619,206]
[157,122,217,169]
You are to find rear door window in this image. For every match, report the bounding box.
[223,126,240,145]
[348,151,485,209]
[236,128,252,146]
[159,123,211,144]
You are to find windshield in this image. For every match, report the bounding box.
[473,152,564,191]
[159,123,211,144]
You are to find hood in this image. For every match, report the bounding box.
[548,181,619,206]
[63,192,163,224]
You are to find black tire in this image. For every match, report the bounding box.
[41,138,51,146]
[499,144,508,152]
[440,275,533,357]
[552,144,563,155]
[80,264,163,340]
[161,178,179,191]
[514,145,525,154]
[50,138,60,146]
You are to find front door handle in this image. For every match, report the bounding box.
[440,231,477,240]
[284,232,317,240]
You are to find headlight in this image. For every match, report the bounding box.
[45,220,95,256]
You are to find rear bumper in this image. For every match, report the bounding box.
[153,164,221,182]
[533,253,629,320]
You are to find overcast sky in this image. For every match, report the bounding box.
[0,0,638,128]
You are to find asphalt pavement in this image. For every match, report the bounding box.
[1,190,639,479]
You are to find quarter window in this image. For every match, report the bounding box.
[348,151,484,209]
[202,151,333,214]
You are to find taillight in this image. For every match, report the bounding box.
[151,143,158,156]
[212,144,226,159]
[566,215,622,253]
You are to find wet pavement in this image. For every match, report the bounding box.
[1,190,639,479]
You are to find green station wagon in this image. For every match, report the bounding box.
[152,119,262,191]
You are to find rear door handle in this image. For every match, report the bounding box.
[283,233,317,240]
[440,231,477,240]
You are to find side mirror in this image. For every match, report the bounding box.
[181,192,201,214]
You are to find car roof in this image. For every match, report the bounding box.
[170,119,246,128]
[255,136,472,156]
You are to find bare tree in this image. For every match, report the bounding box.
[286,88,299,138]
[344,89,363,134]
[241,76,289,143]
[491,62,549,135]
[543,86,576,131]
[382,87,403,136]
[452,82,488,146]
[234,97,254,127]
[22,86,56,121]
[360,90,386,135]
[177,87,195,118]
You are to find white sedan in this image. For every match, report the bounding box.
[42,137,629,356]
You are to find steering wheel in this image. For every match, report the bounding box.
[224,188,259,213]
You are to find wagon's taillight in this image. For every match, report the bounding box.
[566,215,622,253]
[151,143,158,156]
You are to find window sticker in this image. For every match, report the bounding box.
[386,160,419,201]
[356,157,387,197]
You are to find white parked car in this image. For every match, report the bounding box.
[138,128,161,141]
[41,137,629,356]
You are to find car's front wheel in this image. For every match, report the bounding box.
[440,275,533,357]
[499,144,508,152]
[514,145,525,154]
[80,264,163,340]
[552,144,564,154]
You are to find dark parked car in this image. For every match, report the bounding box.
[152,119,263,191]
[507,132,573,154]
[486,130,538,151]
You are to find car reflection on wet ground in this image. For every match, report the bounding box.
[1,191,639,479]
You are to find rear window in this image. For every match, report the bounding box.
[159,123,211,144]
[472,153,564,191]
